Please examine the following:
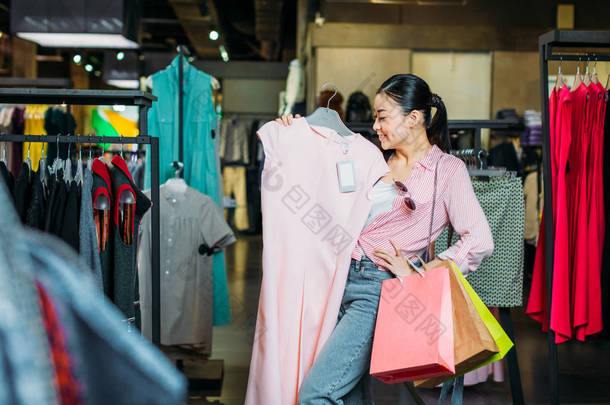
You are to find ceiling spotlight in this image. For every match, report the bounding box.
[73,54,82,64]
[85,64,93,72]
[209,30,219,41]
[219,45,229,63]
[116,51,125,61]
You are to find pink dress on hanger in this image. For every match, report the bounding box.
[245,118,389,405]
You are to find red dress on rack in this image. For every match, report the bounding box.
[527,86,573,341]
[566,84,590,342]
[550,85,573,343]
[571,83,600,341]
[526,88,556,331]
[579,82,607,339]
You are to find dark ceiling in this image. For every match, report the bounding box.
[136,0,296,61]
[0,0,296,62]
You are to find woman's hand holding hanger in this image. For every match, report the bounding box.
[275,114,302,127]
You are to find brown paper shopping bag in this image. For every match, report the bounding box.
[415,261,498,388]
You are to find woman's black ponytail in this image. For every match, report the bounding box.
[427,93,450,152]
[377,74,451,152]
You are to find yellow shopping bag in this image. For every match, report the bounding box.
[451,262,513,372]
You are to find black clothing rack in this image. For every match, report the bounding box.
[538,30,610,405]
[448,119,521,152]
[449,120,525,405]
[0,88,163,347]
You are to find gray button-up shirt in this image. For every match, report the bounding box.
[138,185,236,348]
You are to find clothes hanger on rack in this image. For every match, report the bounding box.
[306,82,353,137]
[572,56,583,90]
[64,142,73,183]
[584,55,593,86]
[50,135,62,175]
[592,57,599,84]
[87,143,94,171]
[556,56,566,90]
[165,161,188,196]
[454,148,507,178]
[39,143,48,186]
[99,138,108,164]
[75,139,84,187]
[24,142,32,171]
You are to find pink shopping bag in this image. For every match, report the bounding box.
[370,265,455,383]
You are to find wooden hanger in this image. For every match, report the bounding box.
[584,56,593,86]
[572,57,583,90]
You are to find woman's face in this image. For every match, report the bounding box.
[372,93,412,150]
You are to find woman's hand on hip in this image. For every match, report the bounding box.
[374,240,416,278]
[275,114,302,127]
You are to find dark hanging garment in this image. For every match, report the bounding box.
[92,158,114,299]
[488,141,522,177]
[45,170,68,236]
[11,107,25,134]
[59,180,80,252]
[8,108,25,178]
[25,170,47,230]
[109,155,151,321]
[345,91,373,123]
[44,171,59,232]
[12,162,31,223]
[0,160,15,196]
[45,108,76,163]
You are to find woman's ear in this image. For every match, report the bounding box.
[407,110,423,128]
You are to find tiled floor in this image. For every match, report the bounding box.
[194,234,610,404]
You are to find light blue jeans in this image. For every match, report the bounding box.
[298,256,394,405]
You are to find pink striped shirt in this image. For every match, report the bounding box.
[351,145,494,275]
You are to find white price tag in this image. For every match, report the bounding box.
[337,160,356,193]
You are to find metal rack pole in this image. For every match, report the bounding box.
[539,38,559,405]
[179,48,184,163]
[150,137,161,345]
[137,99,161,347]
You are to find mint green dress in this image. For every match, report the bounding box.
[146,56,231,325]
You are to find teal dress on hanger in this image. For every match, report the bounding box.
[146,56,231,325]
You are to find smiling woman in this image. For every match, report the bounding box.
[261,73,493,405]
